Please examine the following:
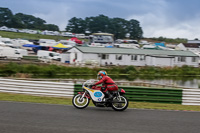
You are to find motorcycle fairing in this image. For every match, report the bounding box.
[83,86,105,102]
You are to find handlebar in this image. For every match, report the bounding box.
[82,80,95,88]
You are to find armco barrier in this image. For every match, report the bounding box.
[182,89,200,106]
[121,86,182,104]
[1,78,200,106]
[74,84,183,104]
[0,78,74,97]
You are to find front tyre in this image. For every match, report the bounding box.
[111,96,129,111]
[72,94,90,109]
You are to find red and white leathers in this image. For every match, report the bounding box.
[94,76,118,92]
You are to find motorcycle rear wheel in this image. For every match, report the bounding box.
[111,96,128,111]
[72,94,90,109]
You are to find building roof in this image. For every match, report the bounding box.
[74,46,198,57]
[183,43,200,48]
[187,40,200,44]
[92,33,114,36]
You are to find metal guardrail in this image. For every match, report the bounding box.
[0,78,74,97]
[182,89,200,106]
[119,86,183,104]
[11,78,192,89]
[74,84,183,104]
[1,78,200,106]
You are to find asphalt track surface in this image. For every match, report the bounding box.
[0,101,200,133]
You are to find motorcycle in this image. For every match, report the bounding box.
[72,80,129,111]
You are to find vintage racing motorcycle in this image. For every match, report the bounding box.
[72,80,129,111]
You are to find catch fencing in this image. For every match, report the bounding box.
[0,78,200,106]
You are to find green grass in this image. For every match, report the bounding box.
[0,31,68,41]
[1,92,200,111]
[0,92,72,105]
[0,31,84,41]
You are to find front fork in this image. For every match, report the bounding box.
[78,91,90,101]
[80,91,86,101]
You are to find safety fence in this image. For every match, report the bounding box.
[0,78,200,105]
[74,84,182,104]
[182,89,200,106]
[0,78,74,97]
[74,84,200,105]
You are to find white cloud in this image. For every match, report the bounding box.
[33,6,70,31]
[126,0,200,40]
[128,10,200,40]
[29,0,74,31]
[2,0,200,39]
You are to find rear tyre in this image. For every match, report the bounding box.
[72,94,90,109]
[111,96,128,111]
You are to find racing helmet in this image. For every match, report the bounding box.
[97,70,107,80]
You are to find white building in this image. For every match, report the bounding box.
[75,34,85,39]
[88,33,114,47]
[176,43,200,53]
[67,47,199,67]
[187,40,200,44]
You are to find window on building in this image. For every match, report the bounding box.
[140,55,146,60]
[49,53,54,57]
[131,55,137,61]
[116,54,122,60]
[75,53,77,60]
[178,56,186,62]
[101,54,109,60]
[192,57,198,62]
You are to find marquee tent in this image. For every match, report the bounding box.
[52,43,68,49]
[69,37,83,44]
[22,44,41,48]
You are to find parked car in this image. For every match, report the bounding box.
[0,46,23,60]
[37,50,61,61]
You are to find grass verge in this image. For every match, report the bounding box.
[0,31,70,41]
[0,92,200,111]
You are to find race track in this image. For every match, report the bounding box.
[0,101,200,133]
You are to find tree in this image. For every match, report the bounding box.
[110,17,128,39]
[66,17,86,33]
[85,15,111,33]
[0,7,60,31]
[10,15,24,28]
[45,24,59,31]
[15,13,46,29]
[65,15,143,39]
[128,19,143,39]
[0,7,13,27]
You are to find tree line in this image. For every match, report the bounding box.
[0,7,143,39]
[66,15,143,39]
[0,7,59,31]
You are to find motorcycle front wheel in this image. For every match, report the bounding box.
[111,96,128,111]
[72,94,90,109]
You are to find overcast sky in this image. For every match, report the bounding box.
[0,0,200,39]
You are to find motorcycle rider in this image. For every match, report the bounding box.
[90,70,118,101]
